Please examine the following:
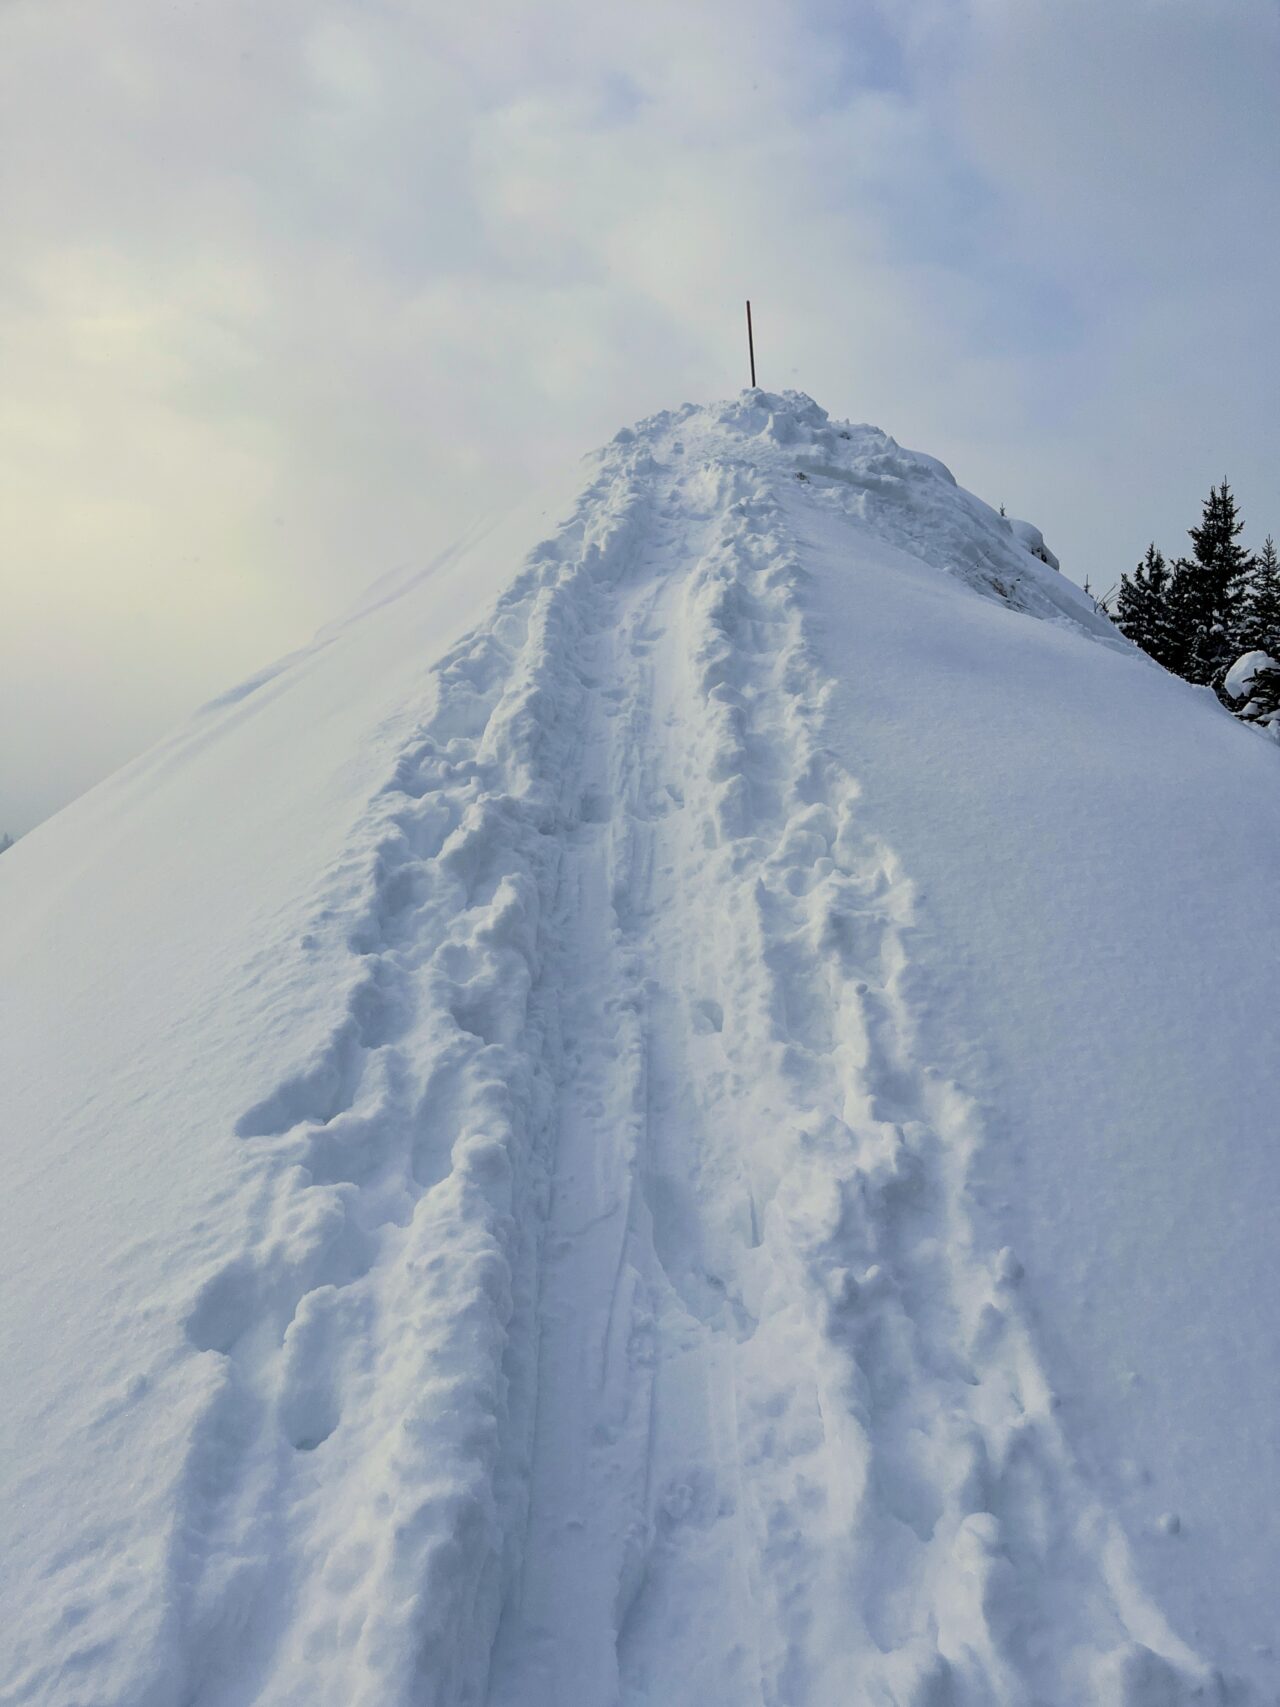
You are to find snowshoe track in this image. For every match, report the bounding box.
[159,402,1228,1707]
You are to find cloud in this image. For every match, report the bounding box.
[2,0,1278,831]
[927,0,1280,583]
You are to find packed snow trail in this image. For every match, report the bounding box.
[2,392,1265,1706]
[480,404,1218,1707]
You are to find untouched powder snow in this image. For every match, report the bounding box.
[3,391,1279,1707]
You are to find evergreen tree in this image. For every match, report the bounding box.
[1238,534,1280,655]
[1115,543,1176,665]
[1163,557,1198,678]
[1173,480,1253,683]
[1244,661,1280,728]
[1115,547,1154,647]
[1222,653,1280,730]
[1146,548,1180,669]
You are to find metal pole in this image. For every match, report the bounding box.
[746,300,756,388]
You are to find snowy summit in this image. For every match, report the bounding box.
[3,391,1279,1706]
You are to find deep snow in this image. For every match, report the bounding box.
[2,391,1278,1706]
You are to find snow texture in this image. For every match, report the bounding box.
[3,391,1277,1706]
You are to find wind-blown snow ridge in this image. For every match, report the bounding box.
[3,392,1253,1706]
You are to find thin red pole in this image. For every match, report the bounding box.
[746,300,756,388]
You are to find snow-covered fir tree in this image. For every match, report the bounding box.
[1169,480,1254,684]
[1112,484,1280,741]
[1115,544,1175,665]
[1221,649,1280,732]
[1237,534,1280,655]
[1243,658,1280,726]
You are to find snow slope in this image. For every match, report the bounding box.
[3,390,1278,1707]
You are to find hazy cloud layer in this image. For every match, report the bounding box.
[3,0,1277,832]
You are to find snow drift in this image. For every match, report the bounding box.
[3,390,1279,1707]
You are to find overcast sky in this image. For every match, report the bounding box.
[3,0,1278,835]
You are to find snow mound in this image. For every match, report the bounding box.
[1223,649,1278,702]
[1007,514,1061,571]
[3,390,1279,1706]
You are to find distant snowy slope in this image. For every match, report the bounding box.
[2,391,1277,1707]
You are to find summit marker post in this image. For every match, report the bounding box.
[746,300,756,388]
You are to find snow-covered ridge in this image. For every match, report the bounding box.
[612,392,1091,636]
[206,389,1095,712]
[3,391,1274,1706]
